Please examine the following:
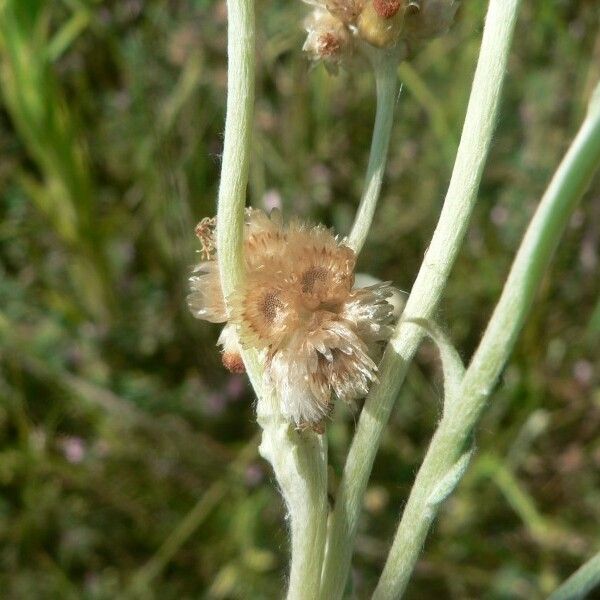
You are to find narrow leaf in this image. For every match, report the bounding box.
[426,446,474,508]
[405,318,465,409]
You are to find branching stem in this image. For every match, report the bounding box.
[374,79,600,599]
[348,49,400,253]
[319,1,522,597]
[215,2,328,598]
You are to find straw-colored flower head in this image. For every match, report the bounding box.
[356,0,406,49]
[188,217,227,323]
[244,209,288,272]
[303,8,354,72]
[188,208,398,431]
[301,0,457,68]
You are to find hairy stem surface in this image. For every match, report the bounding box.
[258,420,328,600]
[215,1,328,597]
[348,50,400,253]
[319,1,521,597]
[374,80,600,599]
[216,0,254,300]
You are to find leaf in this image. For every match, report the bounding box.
[405,318,465,410]
[426,446,474,508]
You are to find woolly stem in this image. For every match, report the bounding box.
[216,0,253,298]
[258,418,328,600]
[319,1,521,597]
[374,79,600,599]
[348,49,400,253]
[215,1,328,597]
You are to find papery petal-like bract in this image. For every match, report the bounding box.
[188,209,399,431]
[187,261,227,323]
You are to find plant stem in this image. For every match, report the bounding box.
[215,0,255,301]
[258,421,328,600]
[373,80,600,599]
[214,2,328,597]
[319,1,521,597]
[347,50,400,253]
[213,0,263,399]
[549,549,600,600]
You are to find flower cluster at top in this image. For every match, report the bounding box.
[188,209,398,431]
[303,0,457,70]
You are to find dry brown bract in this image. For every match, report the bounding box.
[188,209,397,431]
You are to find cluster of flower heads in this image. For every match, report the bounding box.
[303,0,457,70]
[188,209,398,431]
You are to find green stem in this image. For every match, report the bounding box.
[214,0,264,399]
[373,80,600,599]
[215,0,254,301]
[318,1,521,597]
[549,549,600,600]
[347,50,400,253]
[214,2,328,597]
[258,425,328,600]
[285,439,328,600]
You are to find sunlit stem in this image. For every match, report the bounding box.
[215,1,328,597]
[374,79,600,599]
[348,47,401,253]
[215,0,254,302]
[319,1,522,597]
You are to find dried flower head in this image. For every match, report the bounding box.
[301,0,458,67]
[303,7,354,72]
[188,209,399,431]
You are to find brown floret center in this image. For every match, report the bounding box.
[261,290,285,323]
[301,266,328,294]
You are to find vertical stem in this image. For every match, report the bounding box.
[258,424,328,600]
[216,0,255,301]
[215,0,264,399]
[286,437,328,600]
[347,50,400,253]
[319,1,521,597]
[373,81,600,599]
[214,3,328,598]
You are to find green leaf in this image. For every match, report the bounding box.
[405,318,465,410]
[426,446,473,508]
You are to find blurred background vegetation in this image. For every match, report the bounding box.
[0,0,599,598]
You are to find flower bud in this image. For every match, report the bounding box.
[357,0,405,49]
[299,0,458,69]
[372,0,403,19]
[303,8,353,71]
[218,324,246,374]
